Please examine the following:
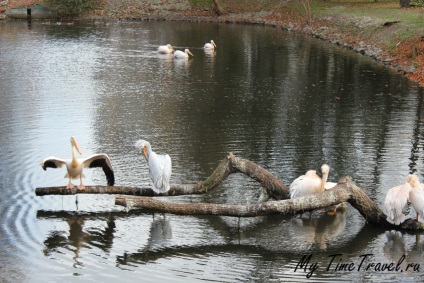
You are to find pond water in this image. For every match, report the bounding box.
[1,19,424,282]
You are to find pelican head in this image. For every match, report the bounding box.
[407,174,419,188]
[204,40,217,50]
[185,49,194,56]
[135,139,151,161]
[320,164,330,192]
[70,136,82,155]
[166,44,174,52]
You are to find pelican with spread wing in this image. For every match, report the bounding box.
[41,136,115,190]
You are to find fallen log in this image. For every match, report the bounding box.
[35,153,424,230]
[35,153,289,199]
[115,177,424,231]
[35,184,201,197]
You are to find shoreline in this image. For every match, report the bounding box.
[1,0,423,87]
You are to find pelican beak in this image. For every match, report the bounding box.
[73,137,83,155]
[143,146,148,161]
[188,50,194,56]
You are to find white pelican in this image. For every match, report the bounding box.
[41,136,115,190]
[384,175,415,225]
[158,44,174,54]
[204,40,216,50]
[135,140,172,194]
[174,49,193,59]
[290,164,330,199]
[290,164,330,218]
[408,174,424,223]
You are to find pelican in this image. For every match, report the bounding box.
[408,174,424,223]
[158,44,174,54]
[290,164,330,218]
[41,136,115,190]
[384,175,415,225]
[290,164,330,199]
[174,49,193,59]
[135,140,172,194]
[204,40,216,50]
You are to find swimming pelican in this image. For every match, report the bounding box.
[158,44,174,54]
[384,175,415,225]
[204,40,216,50]
[174,49,193,59]
[408,174,424,223]
[290,164,330,218]
[41,136,115,190]
[135,140,172,194]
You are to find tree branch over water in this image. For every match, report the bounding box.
[35,153,424,230]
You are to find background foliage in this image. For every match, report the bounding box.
[410,0,424,7]
[43,0,103,17]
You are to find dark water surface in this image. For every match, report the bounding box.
[1,20,424,282]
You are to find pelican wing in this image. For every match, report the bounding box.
[410,186,424,222]
[82,154,115,186]
[384,184,410,224]
[289,171,321,199]
[41,157,68,170]
[174,50,186,58]
[148,152,172,193]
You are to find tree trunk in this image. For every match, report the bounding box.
[212,0,226,16]
[35,153,424,230]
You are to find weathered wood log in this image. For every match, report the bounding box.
[35,184,202,196]
[35,153,289,199]
[229,153,289,200]
[115,177,424,230]
[115,179,351,217]
[35,153,424,230]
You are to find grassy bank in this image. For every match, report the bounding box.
[1,0,423,86]
[187,0,424,86]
